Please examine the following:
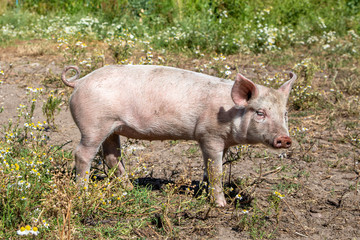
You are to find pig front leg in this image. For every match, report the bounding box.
[102,134,133,190]
[199,140,227,207]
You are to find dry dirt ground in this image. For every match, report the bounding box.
[1,42,359,239]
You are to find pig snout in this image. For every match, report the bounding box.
[273,136,292,148]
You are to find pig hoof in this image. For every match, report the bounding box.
[215,195,227,207]
[125,182,134,191]
[118,177,134,191]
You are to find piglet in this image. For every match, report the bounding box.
[61,65,296,207]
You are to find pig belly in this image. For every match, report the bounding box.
[113,122,195,141]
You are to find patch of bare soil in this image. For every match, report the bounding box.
[0,42,359,239]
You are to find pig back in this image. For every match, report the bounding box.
[70,65,234,141]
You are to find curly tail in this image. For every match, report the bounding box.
[61,66,81,88]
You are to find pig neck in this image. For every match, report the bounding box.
[229,106,251,146]
[218,84,259,148]
[196,83,246,149]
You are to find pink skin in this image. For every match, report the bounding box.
[61,65,297,207]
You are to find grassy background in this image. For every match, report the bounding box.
[1,0,360,54]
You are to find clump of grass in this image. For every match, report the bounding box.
[0,87,55,238]
[55,36,105,74]
[107,31,137,64]
[42,90,63,128]
[3,87,48,145]
[290,58,322,110]
[234,190,295,239]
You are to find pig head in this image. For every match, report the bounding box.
[61,65,297,207]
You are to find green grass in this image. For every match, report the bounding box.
[1,0,360,55]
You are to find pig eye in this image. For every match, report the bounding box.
[256,110,265,117]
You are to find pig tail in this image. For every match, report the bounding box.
[61,66,80,88]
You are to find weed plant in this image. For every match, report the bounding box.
[42,90,63,128]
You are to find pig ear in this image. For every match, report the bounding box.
[231,73,258,106]
[278,72,297,95]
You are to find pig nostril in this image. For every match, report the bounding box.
[274,136,292,148]
[274,139,283,148]
[285,138,292,148]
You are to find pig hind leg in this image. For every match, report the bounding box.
[102,133,133,189]
[75,141,101,183]
[75,121,118,183]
